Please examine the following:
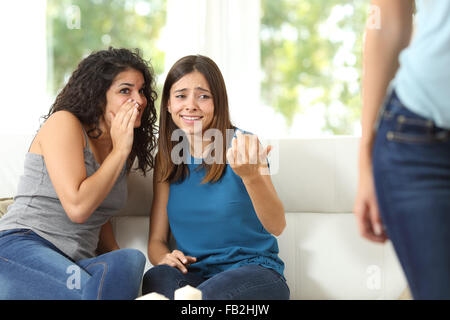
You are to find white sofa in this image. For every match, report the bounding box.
[0,133,407,299]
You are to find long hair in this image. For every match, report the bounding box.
[157,55,235,184]
[44,47,158,175]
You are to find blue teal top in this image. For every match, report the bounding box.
[393,0,450,129]
[166,129,285,279]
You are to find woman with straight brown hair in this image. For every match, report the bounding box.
[156,54,233,184]
[142,55,290,300]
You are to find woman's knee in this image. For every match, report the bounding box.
[199,265,290,300]
[122,248,146,267]
[143,264,180,286]
[92,248,146,282]
[81,249,146,299]
[109,248,146,270]
[142,264,205,298]
[142,265,179,296]
[144,263,177,275]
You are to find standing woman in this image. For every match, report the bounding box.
[354,1,450,299]
[142,55,289,300]
[0,47,158,299]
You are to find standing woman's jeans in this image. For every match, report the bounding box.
[0,229,146,299]
[372,89,450,299]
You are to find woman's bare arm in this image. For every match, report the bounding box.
[354,0,414,242]
[38,101,138,223]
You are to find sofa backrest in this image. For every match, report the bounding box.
[0,133,35,198]
[0,134,360,216]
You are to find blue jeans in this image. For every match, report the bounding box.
[0,228,146,300]
[373,89,450,299]
[142,264,290,300]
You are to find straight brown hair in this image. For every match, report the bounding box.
[157,55,235,184]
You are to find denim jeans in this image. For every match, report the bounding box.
[142,264,290,300]
[373,89,450,299]
[0,228,146,300]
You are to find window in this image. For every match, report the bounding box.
[260,0,369,137]
[0,0,370,138]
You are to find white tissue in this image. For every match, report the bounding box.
[136,292,169,300]
[174,285,202,300]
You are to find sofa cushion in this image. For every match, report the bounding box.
[0,197,14,218]
[116,169,153,217]
[0,134,34,198]
[268,137,359,213]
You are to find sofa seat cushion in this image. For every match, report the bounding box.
[0,198,13,219]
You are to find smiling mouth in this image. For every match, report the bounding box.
[181,115,203,120]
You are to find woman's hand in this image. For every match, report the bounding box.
[226,131,286,236]
[226,131,271,182]
[108,99,140,157]
[159,250,197,274]
[353,154,388,243]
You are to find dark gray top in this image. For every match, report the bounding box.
[0,129,127,261]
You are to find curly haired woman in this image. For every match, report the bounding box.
[0,47,158,300]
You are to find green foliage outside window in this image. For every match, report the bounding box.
[47,0,368,136]
[261,0,369,135]
[46,0,166,101]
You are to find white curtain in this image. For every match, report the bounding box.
[163,0,262,135]
[0,0,48,135]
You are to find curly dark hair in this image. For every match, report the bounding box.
[44,47,158,175]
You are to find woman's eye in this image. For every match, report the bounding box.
[175,94,186,99]
[139,88,145,94]
[199,94,210,99]
[120,88,130,94]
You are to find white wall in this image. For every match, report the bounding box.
[0,0,48,135]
